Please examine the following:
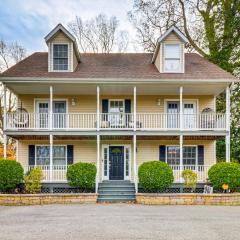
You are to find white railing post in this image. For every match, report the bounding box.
[133,134,137,193]
[226,85,230,162]
[179,135,183,183]
[134,86,137,131]
[96,134,100,193]
[49,86,53,130]
[179,86,183,130]
[97,86,100,131]
[49,134,53,182]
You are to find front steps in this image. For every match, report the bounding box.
[97,180,136,203]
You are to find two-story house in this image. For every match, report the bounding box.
[0,24,236,201]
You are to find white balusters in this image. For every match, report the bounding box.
[170,165,211,182]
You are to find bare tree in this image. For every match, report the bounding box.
[68,14,129,53]
[0,39,27,146]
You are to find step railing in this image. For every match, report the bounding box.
[6,112,226,130]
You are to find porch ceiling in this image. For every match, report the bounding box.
[6,82,228,96]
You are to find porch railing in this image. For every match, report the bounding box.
[6,112,226,130]
[25,165,210,183]
[170,165,211,183]
[26,165,68,182]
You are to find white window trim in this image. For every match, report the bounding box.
[166,145,198,167]
[163,43,182,73]
[34,144,67,166]
[108,99,125,113]
[101,144,131,181]
[51,42,71,72]
[34,98,69,114]
[164,99,199,114]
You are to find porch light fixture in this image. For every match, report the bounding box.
[71,98,77,106]
[156,98,161,106]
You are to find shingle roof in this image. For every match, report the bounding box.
[0,52,235,80]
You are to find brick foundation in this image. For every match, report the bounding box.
[0,193,97,206]
[136,193,240,205]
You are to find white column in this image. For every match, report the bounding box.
[96,135,100,193]
[179,135,183,182]
[49,86,53,130]
[50,134,53,181]
[3,84,7,131]
[226,85,230,162]
[133,134,137,192]
[179,86,183,130]
[3,84,7,159]
[97,86,100,131]
[133,86,137,131]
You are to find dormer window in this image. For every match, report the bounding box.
[53,44,68,71]
[164,44,181,72]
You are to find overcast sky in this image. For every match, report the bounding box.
[0,0,137,53]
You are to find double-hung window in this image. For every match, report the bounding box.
[35,145,67,166]
[166,146,197,165]
[164,44,181,72]
[53,44,68,71]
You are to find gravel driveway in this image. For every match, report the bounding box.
[0,204,239,240]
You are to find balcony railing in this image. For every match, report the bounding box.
[25,165,210,183]
[6,112,226,131]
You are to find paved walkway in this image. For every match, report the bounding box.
[0,204,239,240]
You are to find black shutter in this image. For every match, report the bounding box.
[28,145,35,165]
[159,145,166,162]
[102,99,109,113]
[102,99,109,121]
[198,145,204,165]
[67,145,74,165]
[125,99,131,113]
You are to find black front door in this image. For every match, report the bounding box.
[109,146,124,180]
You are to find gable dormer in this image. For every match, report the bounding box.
[45,24,80,72]
[152,26,188,73]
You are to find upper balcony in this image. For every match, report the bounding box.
[2,81,230,136]
[6,112,226,132]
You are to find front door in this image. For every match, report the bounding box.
[109,146,124,180]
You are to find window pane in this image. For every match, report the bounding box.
[183,147,196,165]
[104,148,108,177]
[53,146,66,165]
[36,146,50,165]
[164,59,180,72]
[125,148,129,177]
[53,44,68,70]
[167,146,180,165]
[165,44,180,58]
[53,44,68,58]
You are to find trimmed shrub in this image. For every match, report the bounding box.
[208,162,240,191]
[25,167,43,194]
[138,161,174,192]
[67,162,97,190]
[0,160,24,192]
[182,169,197,192]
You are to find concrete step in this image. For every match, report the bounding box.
[98,189,135,194]
[98,180,136,203]
[97,197,136,203]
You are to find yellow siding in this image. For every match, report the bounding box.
[18,139,215,180]
[18,94,214,114]
[136,140,215,167]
